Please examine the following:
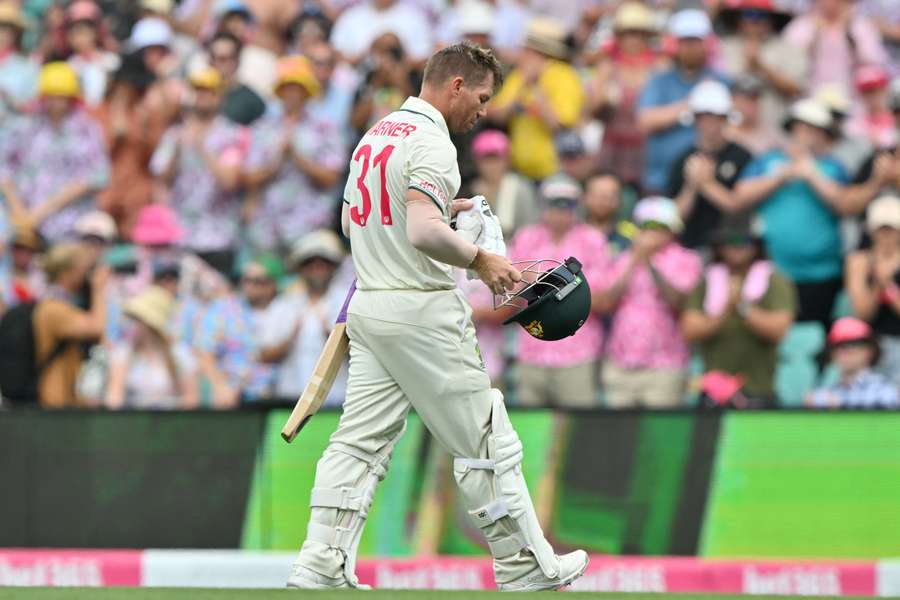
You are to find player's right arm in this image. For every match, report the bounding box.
[406,190,521,294]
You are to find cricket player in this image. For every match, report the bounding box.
[287,43,589,592]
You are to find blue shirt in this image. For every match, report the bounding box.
[740,150,848,283]
[637,67,729,192]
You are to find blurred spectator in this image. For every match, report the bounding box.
[0,3,38,123]
[104,284,199,409]
[857,0,900,76]
[305,41,359,138]
[64,0,120,106]
[846,83,900,208]
[289,9,332,56]
[736,99,851,325]
[491,0,532,61]
[726,73,781,155]
[489,18,584,181]
[95,50,173,238]
[0,62,110,243]
[806,316,900,407]
[587,2,662,189]
[0,219,45,309]
[437,0,495,48]
[583,172,636,256]
[783,0,888,94]
[259,230,348,404]
[718,0,805,131]
[637,9,728,193]
[350,33,418,140]
[681,215,796,406]
[329,0,432,65]
[245,56,344,252]
[847,65,898,150]
[195,254,280,407]
[508,175,608,407]
[33,243,109,407]
[150,66,245,277]
[556,130,594,183]
[669,80,753,250]
[205,31,266,125]
[469,129,539,240]
[73,210,116,265]
[845,195,900,384]
[597,196,702,407]
[815,84,873,179]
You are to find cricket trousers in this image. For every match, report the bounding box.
[295,288,542,585]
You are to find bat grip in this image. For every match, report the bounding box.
[335,280,357,325]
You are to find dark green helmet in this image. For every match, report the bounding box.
[501,257,591,341]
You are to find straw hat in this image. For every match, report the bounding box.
[613,2,656,33]
[524,18,569,60]
[124,285,175,339]
[274,55,321,97]
[0,3,28,30]
[289,229,345,268]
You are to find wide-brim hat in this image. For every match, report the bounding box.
[614,2,656,33]
[524,17,569,59]
[274,55,321,97]
[74,210,117,242]
[11,218,44,251]
[289,229,345,268]
[783,98,834,135]
[718,0,792,33]
[0,3,29,30]
[133,204,184,246]
[124,285,175,340]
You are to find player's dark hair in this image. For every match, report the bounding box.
[423,42,503,92]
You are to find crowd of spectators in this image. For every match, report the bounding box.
[0,0,898,410]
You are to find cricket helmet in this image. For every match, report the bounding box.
[497,256,591,341]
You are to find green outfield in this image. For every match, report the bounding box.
[0,590,872,600]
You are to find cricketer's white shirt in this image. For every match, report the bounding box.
[344,96,461,292]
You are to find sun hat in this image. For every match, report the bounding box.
[828,317,874,346]
[290,229,346,268]
[128,17,173,50]
[38,62,80,98]
[11,218,44,252]
[613,2,656,33]
[188,66,223,90]
[457,1,495,36]
[124,285,175,340]
[0,3,28,29]
[783,98,833,133]
[274,55,321,97]
[140,0,174,14]
[540,174,582,209]
[472,129,509,158]
[524,17,569,59]
[633,196,684,233]
[242,253,284,283]
[719,0,792,32]
[132,204,184,246]
[866,195,900,233]
[669,9,712,39]
[689,79,732,116]
[74,210,117,242]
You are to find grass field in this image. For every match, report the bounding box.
[0,590,872,600]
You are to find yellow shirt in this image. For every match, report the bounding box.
[493,60,584,180]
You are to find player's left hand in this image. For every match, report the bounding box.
[450,197,474,218]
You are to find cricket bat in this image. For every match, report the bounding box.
[281,281,356,443]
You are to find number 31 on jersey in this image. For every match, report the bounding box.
[350,144,395,227]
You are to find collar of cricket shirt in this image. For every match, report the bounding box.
[399,96,450,138]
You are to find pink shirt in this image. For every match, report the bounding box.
[601,243,702,370]
[457,272,506,381]
[508,223,609,367]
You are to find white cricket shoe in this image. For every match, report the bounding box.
[497,550,589,592]
[286,564,371,590]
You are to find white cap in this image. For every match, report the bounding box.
[867,195,900,233]
[689,80,732,115]
[457,1,495,36]
[74,210,116,242]
[669,9,712,39]
[128,17,173,51]
[785,98,833,131]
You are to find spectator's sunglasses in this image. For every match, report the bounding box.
[639,220,671,231]
[740,9,771,21]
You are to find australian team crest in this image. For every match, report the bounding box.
[524,319,544,339]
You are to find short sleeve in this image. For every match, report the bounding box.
[666,149,691,197]
[406,135,456,213]
[259,295,302,346]
[760,271,798,314]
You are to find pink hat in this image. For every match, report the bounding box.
[66,0,101,23]
[472,130,509,158]
[132,204,184,246]
[828,317,873,346]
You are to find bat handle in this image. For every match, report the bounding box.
[335,279,357,325]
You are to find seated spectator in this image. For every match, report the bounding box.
[727,73,782,156]
[349,33,418,139]
[669,80,754,250]
[587,2,662,189]
[150,66,244,277]
[1,219,45,310]
[195,254,280,407]
[259,230,348,404]
[845,195,900,384]
[681,216,796,406]
[329,0,432,65]
[488,18,584,181]
[63,1,120,106]
[815,84,874,181]
[847,65,898,151]
[637,9,728,193]
[718,0,804,131]
[0,3,38,126]
[597,196,702,407]
[469,130,539,241]
[245,56,344,252]
[305,41,359,139]
[583,172,636,256]
[0,62,110,244]
[104,285,198,409]
[33,243,109,407]
[735,99,850,325]
[508,175,609,408]
[806,317,900,408]
[783,0,888,95]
